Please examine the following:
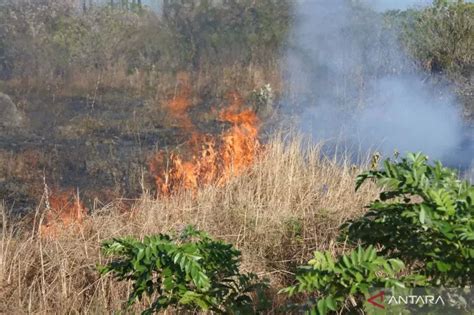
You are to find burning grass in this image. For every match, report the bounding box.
[39,190,88,239]
[0,136,379,314]
[149,89,262,197]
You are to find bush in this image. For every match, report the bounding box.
[0,1,141,88]
[99,226,269,314]
[0,0,290,93]
[160,0,290,68]
[398,0,474,78]
[281,152,472,314]
[280,245,422,314]
[342,152,474,286]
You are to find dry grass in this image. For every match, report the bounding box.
[0,136,379,314]
[3,58,284,104]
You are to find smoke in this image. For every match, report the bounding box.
[364,0,431,12]
[286,0,473,173]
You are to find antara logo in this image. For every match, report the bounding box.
[388,295,445,306]
[367,291,385,309]
[367,290,446,309]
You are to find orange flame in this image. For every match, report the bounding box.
[149,91,261,196]
[165,72,194,130]
[39,190,87,238]
[219,93,260,183]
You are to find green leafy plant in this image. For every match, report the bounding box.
[399,1,473,78]
[99,226,268,314]
[342,152,474,286]
[280,245,420,314]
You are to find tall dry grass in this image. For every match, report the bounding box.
[0,136,379,314]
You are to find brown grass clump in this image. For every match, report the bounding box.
[0,136,379,314]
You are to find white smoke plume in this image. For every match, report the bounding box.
[285,0,473,173]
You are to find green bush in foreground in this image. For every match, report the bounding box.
[280,245,423,314]
[281,153,472,314]
[99,226,268,314]
[342,152,474,286]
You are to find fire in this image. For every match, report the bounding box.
[219,93,260,183]
[165,72,194,130]
[39,190,87,238]
[149,91,261,196]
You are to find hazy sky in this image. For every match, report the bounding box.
[365,0,474,12]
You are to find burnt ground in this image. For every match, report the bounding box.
[0,90,229,215]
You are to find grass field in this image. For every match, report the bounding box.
[0,136,379,313]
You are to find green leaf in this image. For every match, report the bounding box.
[342,255,352,268]
[325,296,338,311]
[317,298,328,315]
[435,261,452,272]
[419,207,426,224]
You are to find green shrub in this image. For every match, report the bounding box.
[99,226,269,314]
[399,0,473,78]
[281,152,472,314]
[280,245,422,314]
[342,152,474,286]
